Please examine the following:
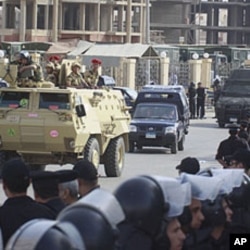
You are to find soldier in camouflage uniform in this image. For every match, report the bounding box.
[83,58,102,89]
[45,62,57,85]
[66,62,88,89]
[18,51,43,83]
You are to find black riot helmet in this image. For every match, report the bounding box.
[228,173,250,210]
[113,176,166,237]
[58,188,125,250]
[201,195,227,227]
[6,219,85,250]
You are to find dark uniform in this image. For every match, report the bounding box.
[196,82,206,119]
[0,196,54,246]
[215,128,248,168]
[31,171,66,218]
[188,82,196,119]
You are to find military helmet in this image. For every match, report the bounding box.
[201,195,227,227]
[19,50,30,60]
[71,62,82,70]
[6,219,85,250]
[45,62,55,70]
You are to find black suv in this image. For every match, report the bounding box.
[129,103,185,154]
[215,69,250,127]
[135,85,190,134]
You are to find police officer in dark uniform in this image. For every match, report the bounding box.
[0,159,54,246]
[188,82,196,119]
[215,125,248,168]
[58,188,125,250]
[114,176,168,250]
[196,82,206,119]
[31,171,66,218]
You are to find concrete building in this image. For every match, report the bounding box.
[0,0,147,43]
[150,0,250,45]
[0,0,250,46]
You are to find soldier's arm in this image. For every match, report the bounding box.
[19,64,37,73]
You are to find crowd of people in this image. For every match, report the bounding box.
[0,151,249,249]
[16,50,103,89]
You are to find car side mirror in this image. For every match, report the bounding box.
[75,104,86,117]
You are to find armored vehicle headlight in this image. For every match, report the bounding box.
[165,126,176,134]
[129,125,137,132]
[69,140,75,149]
[59,113,72,121]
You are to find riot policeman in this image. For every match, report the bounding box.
[6,219,85,250]
[58,188,125,250]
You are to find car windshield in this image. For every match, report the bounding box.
[133,104,177,120]
[222,82,250,97]
[124,88,138,99]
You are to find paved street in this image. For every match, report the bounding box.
[0,109,229,202]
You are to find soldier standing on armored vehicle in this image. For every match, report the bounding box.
[45,62,57,85]
[18,51,42,83]
[66,62,88,88]
[49,55,61,84]
[83,58,102,89]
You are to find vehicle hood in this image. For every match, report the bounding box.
[217,96,250,105]
[130,118,176,126]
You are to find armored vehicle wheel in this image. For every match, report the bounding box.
[178,135,185,151]
[84,137,100,169]
[129,141,135,153]
[104,136,125,177]
[170,138,178,154]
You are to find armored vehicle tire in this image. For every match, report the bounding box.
[84,137,100,169]
[104,136,125,177]
[129,141,135,153]
[178,135,185,151]
[170,138,178,154]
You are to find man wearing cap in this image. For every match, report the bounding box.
[83,58,102,89]
[73,159,100,197]
[31,171,66,218]
[66,62,88,88]
[49,55,61,80]
[44,62,57,85]
[176,157,200,175]
[0,158,54,246]
[215,125,248,168]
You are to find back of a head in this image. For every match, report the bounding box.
[176,157,200,175]
[58,206,114,250]
[31,171,59,199]
[201,195,227,227]
[2,158,30,193]
[114,176,165,237]
[73,159,98,182]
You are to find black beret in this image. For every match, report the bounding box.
[56,170,78,183]
[73,160,98,181]
[31,171,59,190]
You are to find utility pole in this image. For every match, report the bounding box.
[145,0,150,84]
